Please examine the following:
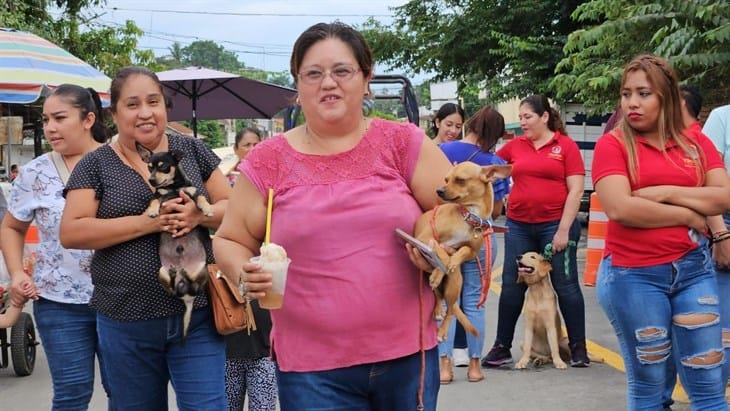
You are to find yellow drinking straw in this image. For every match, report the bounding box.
[264,188,274,244]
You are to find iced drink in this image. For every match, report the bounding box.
[252,243,290,309]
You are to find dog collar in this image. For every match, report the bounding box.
[457,205,493,234]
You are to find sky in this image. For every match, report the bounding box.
[89,0,415,78]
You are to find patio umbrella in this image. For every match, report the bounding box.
[156,66,296,137]
[0,28,111,105]
[0,28,111,164]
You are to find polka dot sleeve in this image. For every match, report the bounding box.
[190,138,221,182]
[64,150,102,200]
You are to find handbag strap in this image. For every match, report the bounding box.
[49,151,71,185]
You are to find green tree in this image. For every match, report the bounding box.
[361,0,588,103]
[156,42,185,69]
[185,120,226,149]
[181,40,242,72]
[552,0,730,112]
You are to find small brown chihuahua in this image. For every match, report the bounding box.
[137,143,214,339]
[414,162,512,341]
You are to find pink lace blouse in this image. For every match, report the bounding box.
[240,119,437,372]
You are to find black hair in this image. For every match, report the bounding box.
[110,66,171,113]
[519,95,565,134]
[680,84,702,120]
[465,106,505,152]
[290,22,373,85]
[234,127,262,149]
[51,84,109,143]
[430,103,466,136]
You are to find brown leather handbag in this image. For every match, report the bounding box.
[207,264,256,335]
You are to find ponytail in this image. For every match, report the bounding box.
[548,107,565,134]
[86,88,109,143]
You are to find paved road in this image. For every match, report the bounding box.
[0,221,697,410]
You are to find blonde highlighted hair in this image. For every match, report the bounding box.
[617,54,704,185]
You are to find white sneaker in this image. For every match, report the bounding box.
[453,348,469,367]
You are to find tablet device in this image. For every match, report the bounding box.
[395,228,448,273]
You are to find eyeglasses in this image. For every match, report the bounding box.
[297,65,361,85]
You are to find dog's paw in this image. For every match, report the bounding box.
[147,210,159,218]
[515,358,530,369]
[554,360,568,370]
[429,270,445,289]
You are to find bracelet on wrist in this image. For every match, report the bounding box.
[714,235,730,244]
[711,233,730,246]
[712,230,730,238]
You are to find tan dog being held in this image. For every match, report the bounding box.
[414,162,512,342]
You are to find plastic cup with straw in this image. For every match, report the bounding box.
[254,188,290,309]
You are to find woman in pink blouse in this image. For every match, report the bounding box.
[213,22,450,410]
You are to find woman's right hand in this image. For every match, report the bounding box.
[685,208,708,234]
[406,240,455,272]
[240,261,273,300]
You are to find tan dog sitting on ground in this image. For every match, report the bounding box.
[514,252,603,369]
[414,162,512,342]
[514,252,568,370]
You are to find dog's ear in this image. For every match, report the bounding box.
[135,143,154,163]
[170,149,185,163]
[480,164,513,183]
[539,260,552,276]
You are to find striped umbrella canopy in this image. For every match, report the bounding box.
[0,28,110,105]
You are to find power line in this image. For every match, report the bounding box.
[86,20,291,57]
[99,19,291,50]
[106,6,392,18]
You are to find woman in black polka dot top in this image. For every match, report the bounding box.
[60,67,231,410]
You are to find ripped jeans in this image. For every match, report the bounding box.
[597,244,728,411]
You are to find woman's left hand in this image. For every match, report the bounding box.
[552,229,569,253]
[161,191,204,237]
[713,238,730,271]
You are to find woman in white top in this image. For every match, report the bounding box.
[0,84,109,410]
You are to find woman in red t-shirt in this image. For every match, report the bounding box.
[593,54,730,409]
[482,95,589,368]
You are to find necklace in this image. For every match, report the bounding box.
[114,140,156,191]
[304,118,369,152]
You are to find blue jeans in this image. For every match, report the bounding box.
[717,213,730,386]
[277,348,439,411]
[496,218,585,348]
[97,308,226,411]
[34,298,109,411]
[597,244,728,411]
[439,241,495,359]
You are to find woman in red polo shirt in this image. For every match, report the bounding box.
[482,95,589,368]
[594,54,730,409]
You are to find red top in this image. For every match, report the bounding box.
[497,131,585,223]
[592,128,724,267]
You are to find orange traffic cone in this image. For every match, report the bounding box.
[23,225,39,275]
[583,193,607,286]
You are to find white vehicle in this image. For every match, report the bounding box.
[561,103,612,212]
